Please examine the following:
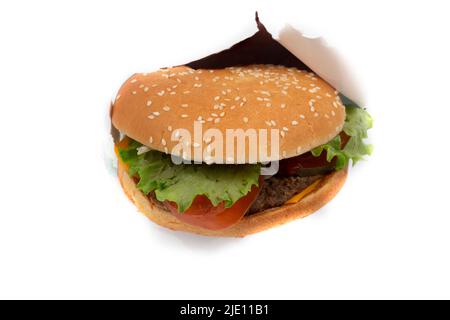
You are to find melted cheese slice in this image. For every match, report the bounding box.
[284,179,322,205]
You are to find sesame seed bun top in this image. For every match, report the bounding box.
[111,65,346,163]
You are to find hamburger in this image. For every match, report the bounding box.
[111,65,372,237]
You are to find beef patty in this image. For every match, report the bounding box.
[248,175,322,214]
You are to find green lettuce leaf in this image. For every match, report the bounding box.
[312,104,373,170]
[118,141,260,212]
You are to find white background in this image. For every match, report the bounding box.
[1,0,449,299]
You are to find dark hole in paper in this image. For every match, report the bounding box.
[186,12,312,72]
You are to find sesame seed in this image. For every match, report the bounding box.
[220,111,225,117]
[291,120,298,125]
[152,111,160,116]
[297,146,302,154]
[240,102,245,107]
[283,127,289,132]
[222,90,227,95]
[316,95,322,99]
[281,103,286,109]
[325,114,330,119]
[194,76,199,81]
[164,147,168,153]
[183,91,190,94]
[243,117,249,123]
[256,97,263,101]
[263,98,270,101]
[333,101,338,109]
[157,90,165,96]
[266,103,272,107]
[163,106,170,111]
[168,126,172,131]
[115,94,121,101]
[149,136,153,144]
[281,90,287,95]
[214,96,220,101]
[132,91,137,95]
[139,84,144,88]
[265,121,272,126]
[260,91,271,96]
[152,84,158,87]
[176,78,181,83]
[280,131,286,138]
[314,113,319,117]
[326,93,332,97]
[235,96,241,101]
[181,114,188,118]
[181,104,188,108]
[331,110,336,116]
[300,114,305,119]
[130,79,137,83]
[214,118,221,124]
[148,115,155,119]
[270,120,276,126]
[144,87,149,92]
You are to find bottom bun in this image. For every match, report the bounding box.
[117,161,348,237]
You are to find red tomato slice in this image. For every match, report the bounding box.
[279,152,333,175]
[164,178,263,230]
[279,132,350,175]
